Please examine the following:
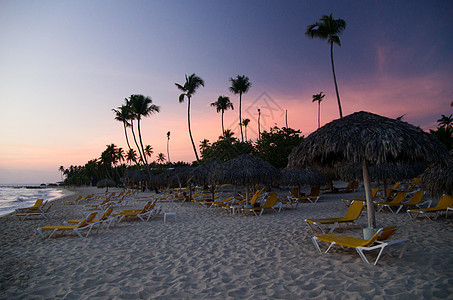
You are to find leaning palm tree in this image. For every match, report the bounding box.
[242,118,250,141]
[306,14,346,118]
[210,95,234,135]
[166,131,171,163]
[312,92,325,129]
[229,75,251,142]
[144,145,153,162]
[128,95,160,166]
[112,105,134,154]
[175,73,205,162]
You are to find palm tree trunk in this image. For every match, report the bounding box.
[130,120,144,165]
[167,138,170,163]
[187,97,200,162]
[137,118,153,183]
[318,102,321,128]
[239,93,244,142]
[123,123,138,165]
[330,42,343,118]
[221,110,225,136]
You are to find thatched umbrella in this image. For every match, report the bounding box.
[96,178,116,192]
[189,160,221,200]
[217,154,280,204]
[420,162,453,196]
[280,167,327,195]
[288,111,450,229]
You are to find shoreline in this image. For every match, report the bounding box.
[1,186,452,298]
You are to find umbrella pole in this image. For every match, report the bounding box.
[245,183,250,205]
[362,159,376,228]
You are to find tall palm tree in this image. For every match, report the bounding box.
[166,131,171,163]
[312,92,325,129]
[306,14,346,118]
[210,95,234,135]
[128,95,160,166]
[229,75,251,141]
[242,118,250,141]
[221,129,235,140]
[175,73,205,162]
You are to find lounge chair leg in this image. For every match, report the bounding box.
[325,242,336,254]
[311,237,322,253]
[356,248,371,265]
[37,228,45,239]
[48,229,58,239]
[328,222,339,233]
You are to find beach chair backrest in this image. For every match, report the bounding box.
[310,187,320,197]
[371,188,378,199]
[351,181,359,190]
[407,190,424,205]
[364,228,385,246]
[79,212,97,227]
[435,194,453,209]
[344,201,364,219]
[389,192,407,204]
[290,187,299,198]
[43,203,54,213]
[34,199,44,207]
[262,193,278,208]
[377,225,398,242]
[250,189,263,206]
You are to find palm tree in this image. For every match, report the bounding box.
[126,149,137,166]
[157,153,166,164]
[229,75,252,142]
[437,114,453,129]
[144,145,153,162]
[221,129,235,140]
[58,166,64,181]
[112,105,133,153]
[166,131,171,163]
[242,118,250,141]
[306,14,346,118]
[312,92,325,128]
[210,95,234,135]
[128,95,160,166]
[175,73,205,162]
[199,139,210,155]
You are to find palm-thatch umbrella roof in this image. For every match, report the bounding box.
[96,178,116,191]
[217,154,280,203]
[189,160,221,186]
[288,111,450,228]
[280,167,327,187]
[420,162,453,196]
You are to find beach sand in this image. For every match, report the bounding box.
[1,186,452,299]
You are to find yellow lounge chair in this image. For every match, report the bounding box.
[65,207,118,229]
[15,199,47,213]
[338,181,360,193]
[242,192,281,216]
[84,197,110,209]
[407,194,453,220]
[288,187,321,204]
[384,190,429,214]
[14,203,56,221]
[37,212,98,239]
[305,200,364,233]
[312,225,409,265]
[375,191,407,213]
[116,201,160,222]
[223,189,263,214]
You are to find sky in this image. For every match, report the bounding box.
[0,0,452,184]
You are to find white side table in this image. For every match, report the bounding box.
[164,212,176,223]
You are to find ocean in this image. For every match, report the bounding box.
[0,185,70,217]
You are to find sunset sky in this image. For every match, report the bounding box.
[1,0,452,184]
